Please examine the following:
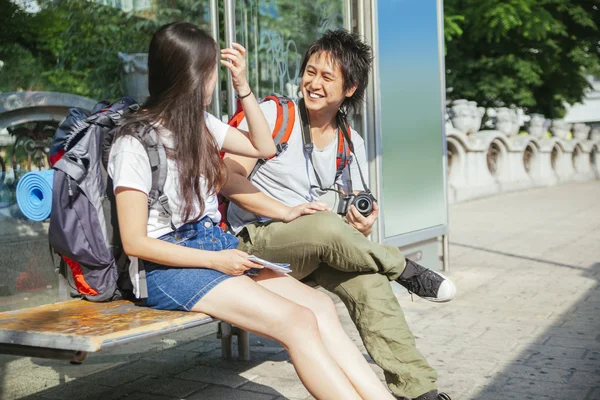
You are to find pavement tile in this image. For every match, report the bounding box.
[135,376,207,398]
[499,377,590,399]
[109,393,178,400]
[36,380,112,400]
[524,353,600,372]
[568,370,600,387]
[543,336,600,351]
[587,387,600,400]
[175,364,257,388]
[469,389,552,400]
[514,344,587,360]
[84,368,146,387]
[542,327,599,341]
[488,363,571,384]
[186,385,276,400]
[0,377,61,400]
[244,360,300,381]
[238,376,311,399]
[111,357,192,377]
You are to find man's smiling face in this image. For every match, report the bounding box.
[301,51,350,115]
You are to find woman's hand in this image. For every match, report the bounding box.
[211,249,262,276]
[220,43,250,96]
[281,201,331,223]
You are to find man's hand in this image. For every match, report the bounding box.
[281,201,330,223]
[346,201,379,236]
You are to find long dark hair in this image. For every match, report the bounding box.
[119,22,225,223]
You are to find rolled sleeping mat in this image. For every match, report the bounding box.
[16,170,54,222]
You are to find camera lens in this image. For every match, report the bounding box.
[353,194,373,216]
[357,199,370,211]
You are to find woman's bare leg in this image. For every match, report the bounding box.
[191,274,362,400]
[255,270,396,400]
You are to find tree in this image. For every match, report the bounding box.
[0,0,211,100]
[444,0,600,119]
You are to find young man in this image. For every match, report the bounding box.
[221,30,455,400]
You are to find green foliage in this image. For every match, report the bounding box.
[0,0,341,108]
[444,0,600,118]
[0,0,210,100]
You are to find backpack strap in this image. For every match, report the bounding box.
[246,94,295,180]
[130,124,170,300]
[335,122,352,180]
[133,125,174,230]
[264,94,295,151]
[219,94,294,231]
[336,112,370,193]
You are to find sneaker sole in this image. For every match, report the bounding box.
[422,272,457,303]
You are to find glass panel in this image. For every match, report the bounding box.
[0,0,211,311]
[377,0,447,238]
[234,0,344,101]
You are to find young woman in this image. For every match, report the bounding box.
[109,22,395,400]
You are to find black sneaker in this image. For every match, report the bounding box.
[416,391,451,400]
[396,259,456,302]
[396,390,451,400]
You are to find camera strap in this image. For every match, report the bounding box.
[335,112,371,194]
[298,98,371,195]
[298,98,328,191]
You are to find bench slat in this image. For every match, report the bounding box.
[0,299,213,352]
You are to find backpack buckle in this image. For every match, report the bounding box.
[304,143,314,154]
[276,142,287,154]
[158,194,169,207]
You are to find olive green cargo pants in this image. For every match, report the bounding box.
[236,211,437,398]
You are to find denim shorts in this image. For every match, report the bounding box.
[142,217,239,311]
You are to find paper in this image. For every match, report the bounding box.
[247,256,292,273]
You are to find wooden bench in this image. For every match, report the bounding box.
[0,299,250,363]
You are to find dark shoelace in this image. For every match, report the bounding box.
[438,393,451,400]
[402,268,440,298]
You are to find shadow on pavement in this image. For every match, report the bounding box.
[2,330,289,400]
[470,262,600,400]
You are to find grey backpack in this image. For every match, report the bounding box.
[49,101,171,301]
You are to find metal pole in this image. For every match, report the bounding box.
[224,0,237,116]
[442,234,450,272]
[343,0,353,32]
[253,6,259,94]
[438,0,451,270]
[357,0,379,242]
[209,0,221,119]
[369,0,385,243]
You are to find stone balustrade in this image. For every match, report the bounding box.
[446,99,599,203]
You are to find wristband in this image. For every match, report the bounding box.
[237,90,252,99]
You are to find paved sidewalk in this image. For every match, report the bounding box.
[1,181,599,400]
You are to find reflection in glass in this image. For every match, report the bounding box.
[235,0,344,100]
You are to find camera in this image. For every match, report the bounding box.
[337,191,376,217]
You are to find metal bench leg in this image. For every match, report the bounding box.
[70,351,88,365]
[219,322,233,360]
[237,329,250,361]
[0,344,87,364]
[218,322,250,361]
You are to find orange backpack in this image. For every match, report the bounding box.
[219,94,352,229]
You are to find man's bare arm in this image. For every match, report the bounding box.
[222,155,329,222]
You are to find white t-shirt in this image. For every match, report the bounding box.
[227,100,368,234]
[108,112,229,239]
